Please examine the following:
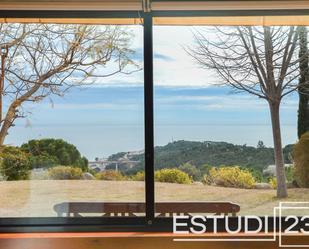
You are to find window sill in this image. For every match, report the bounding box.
[0,232,277,239]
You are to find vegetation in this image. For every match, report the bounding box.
[268,167,299,189]
[247,167,265,183]
[124,140,292,176]
[188,26,307,198]
[263,166,295,189]
[293,132,309,187]
[48,166,83,180]
[21,138,88,171]
[205,166,256,189]
[28,154,58,169]
[283,144,294,164]
[298,26,309,139]
[108,152,127,161]
[131,171,145,181]
[0,24,137,147]
[285,167,295,184]
[269,177,277,189]
[131,169,193,184]
[154,168,192,184]
[0,146,31,180]
[95,170,125,181]
[179,162,201,181]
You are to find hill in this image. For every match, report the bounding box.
[109,140,293,175]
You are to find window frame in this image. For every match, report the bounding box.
[0,8,308,233]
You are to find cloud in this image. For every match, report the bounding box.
[66,26,216,88]
[156,94,298,111]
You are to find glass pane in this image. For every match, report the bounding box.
[0,22,145,218]
[153,25,301,217]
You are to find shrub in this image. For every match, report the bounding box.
[268,167,295,189]
[248,167,265,183]
[179,162,201,181]
[206,166,256,189]
[48,166,83,180]
[154,168,192,184]
[199,164,212,176]
[95,170,124,181]
[203,174,212,185]
[269,177,277,189]
[293,132,309,187]
[30,170,49,180]
[0,146,31,180]
[285,166,295,183]
[131,171,145,181]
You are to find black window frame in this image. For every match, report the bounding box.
[0,8,308,233]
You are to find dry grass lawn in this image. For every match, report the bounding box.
[1,180,309,217]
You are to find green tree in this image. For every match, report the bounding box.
[257,140,266,149]
[0,146,31,180]
[179,162,201,181]
[298,26,309,139]
[199,163,212,176]
[21,138,88,171]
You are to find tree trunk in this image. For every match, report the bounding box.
[0,78,43,148]
[269,101,288,198]
[0,103,18,147]
[298,26,309,139]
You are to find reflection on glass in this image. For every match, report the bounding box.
[0,23,145,217]
[153,25,303,216]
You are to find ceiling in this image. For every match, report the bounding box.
[0,0,308,11]
[0,0,309,25]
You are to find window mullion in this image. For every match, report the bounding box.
[143,13,155,224]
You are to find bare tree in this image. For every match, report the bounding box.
[0,23,137,147]
[188,26,304,198]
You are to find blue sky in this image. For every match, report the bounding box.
[5,26,299,160]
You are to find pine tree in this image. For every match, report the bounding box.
[298,26,309,139]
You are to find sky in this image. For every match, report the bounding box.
[5,25,299,160]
